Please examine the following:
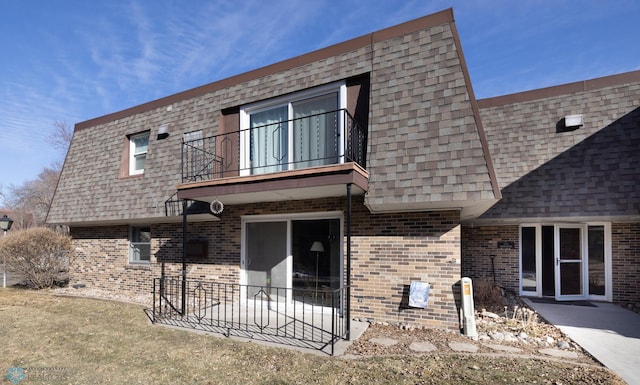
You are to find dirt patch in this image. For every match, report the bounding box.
[349,287,586,359]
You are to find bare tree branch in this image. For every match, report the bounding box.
[47,121,73,153]
[4,122,70,226]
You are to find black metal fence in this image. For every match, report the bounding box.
[181,109,366,183]
[152,278,351,355]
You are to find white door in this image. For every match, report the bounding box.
[555,225,586,300]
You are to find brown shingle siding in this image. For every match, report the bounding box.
[50,9,498,226]
[479,79,640,221]
[478,70,640,109]
[365,19,496,212]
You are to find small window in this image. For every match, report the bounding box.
[129,132,150,175]
[183,130,203,145]
[129,226,151,263]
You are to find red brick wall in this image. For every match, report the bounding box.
[69,197,463,330]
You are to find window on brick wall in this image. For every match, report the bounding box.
[129,226,151,263]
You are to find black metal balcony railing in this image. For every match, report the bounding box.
[152,278,351,355]
[181,109,366,183]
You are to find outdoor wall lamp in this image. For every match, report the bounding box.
[556,114,583,133]
[157,124,170,140]
[0,214,14,288]
[564,114,583,127]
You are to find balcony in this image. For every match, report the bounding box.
[176,109,368,205]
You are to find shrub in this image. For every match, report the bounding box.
[473,278,505,310]
[0,227,73,289]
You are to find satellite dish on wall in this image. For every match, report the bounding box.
[210,200,224,215]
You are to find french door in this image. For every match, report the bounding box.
[520,223,611,301]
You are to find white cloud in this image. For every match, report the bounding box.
[1,0,639,189]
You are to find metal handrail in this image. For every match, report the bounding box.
[152,277,350,355]
[181,109,366,183]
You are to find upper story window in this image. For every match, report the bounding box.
[239,82,347,175]
[129,132,150,175]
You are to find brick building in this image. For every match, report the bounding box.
[47,8,639,341]
[463,72,640,306]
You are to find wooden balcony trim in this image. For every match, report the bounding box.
[176,162,368,200]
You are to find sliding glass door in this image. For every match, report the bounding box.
[240,83,345,176]
[250,107,288,174]
[242,215,342,307]
[292,93,339,169]
[245,221,288,300]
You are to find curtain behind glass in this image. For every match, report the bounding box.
[293,93,338,169]
[250,106,288,174]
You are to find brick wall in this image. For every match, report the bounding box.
[70,225,158,294]
[612,222,640,305]
[69,197,463,330]
[462,222,640,305]
[461,225,519,293]
[350,210,462,330]
[70,220,244,292]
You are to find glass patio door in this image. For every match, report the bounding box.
[245,221,288,300]
[242,215,342,309]
[292,93,338,169]
[291,219,340,307]
[250,107,288,174]
[555,226,585,300]
[521,224,610,300]
[241,84,345,176]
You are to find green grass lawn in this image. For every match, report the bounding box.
[0,289,623,384]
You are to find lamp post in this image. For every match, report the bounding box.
[0,214,14,288]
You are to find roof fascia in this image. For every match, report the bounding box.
[478,70,640,109]
[75,8,454,131]
[448,16,502,200]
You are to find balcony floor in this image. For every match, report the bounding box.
[177,162,368,205]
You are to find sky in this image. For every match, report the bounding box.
[0,0,638,199]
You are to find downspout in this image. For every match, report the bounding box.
[346,183,352,340]
[181,199,187,315]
